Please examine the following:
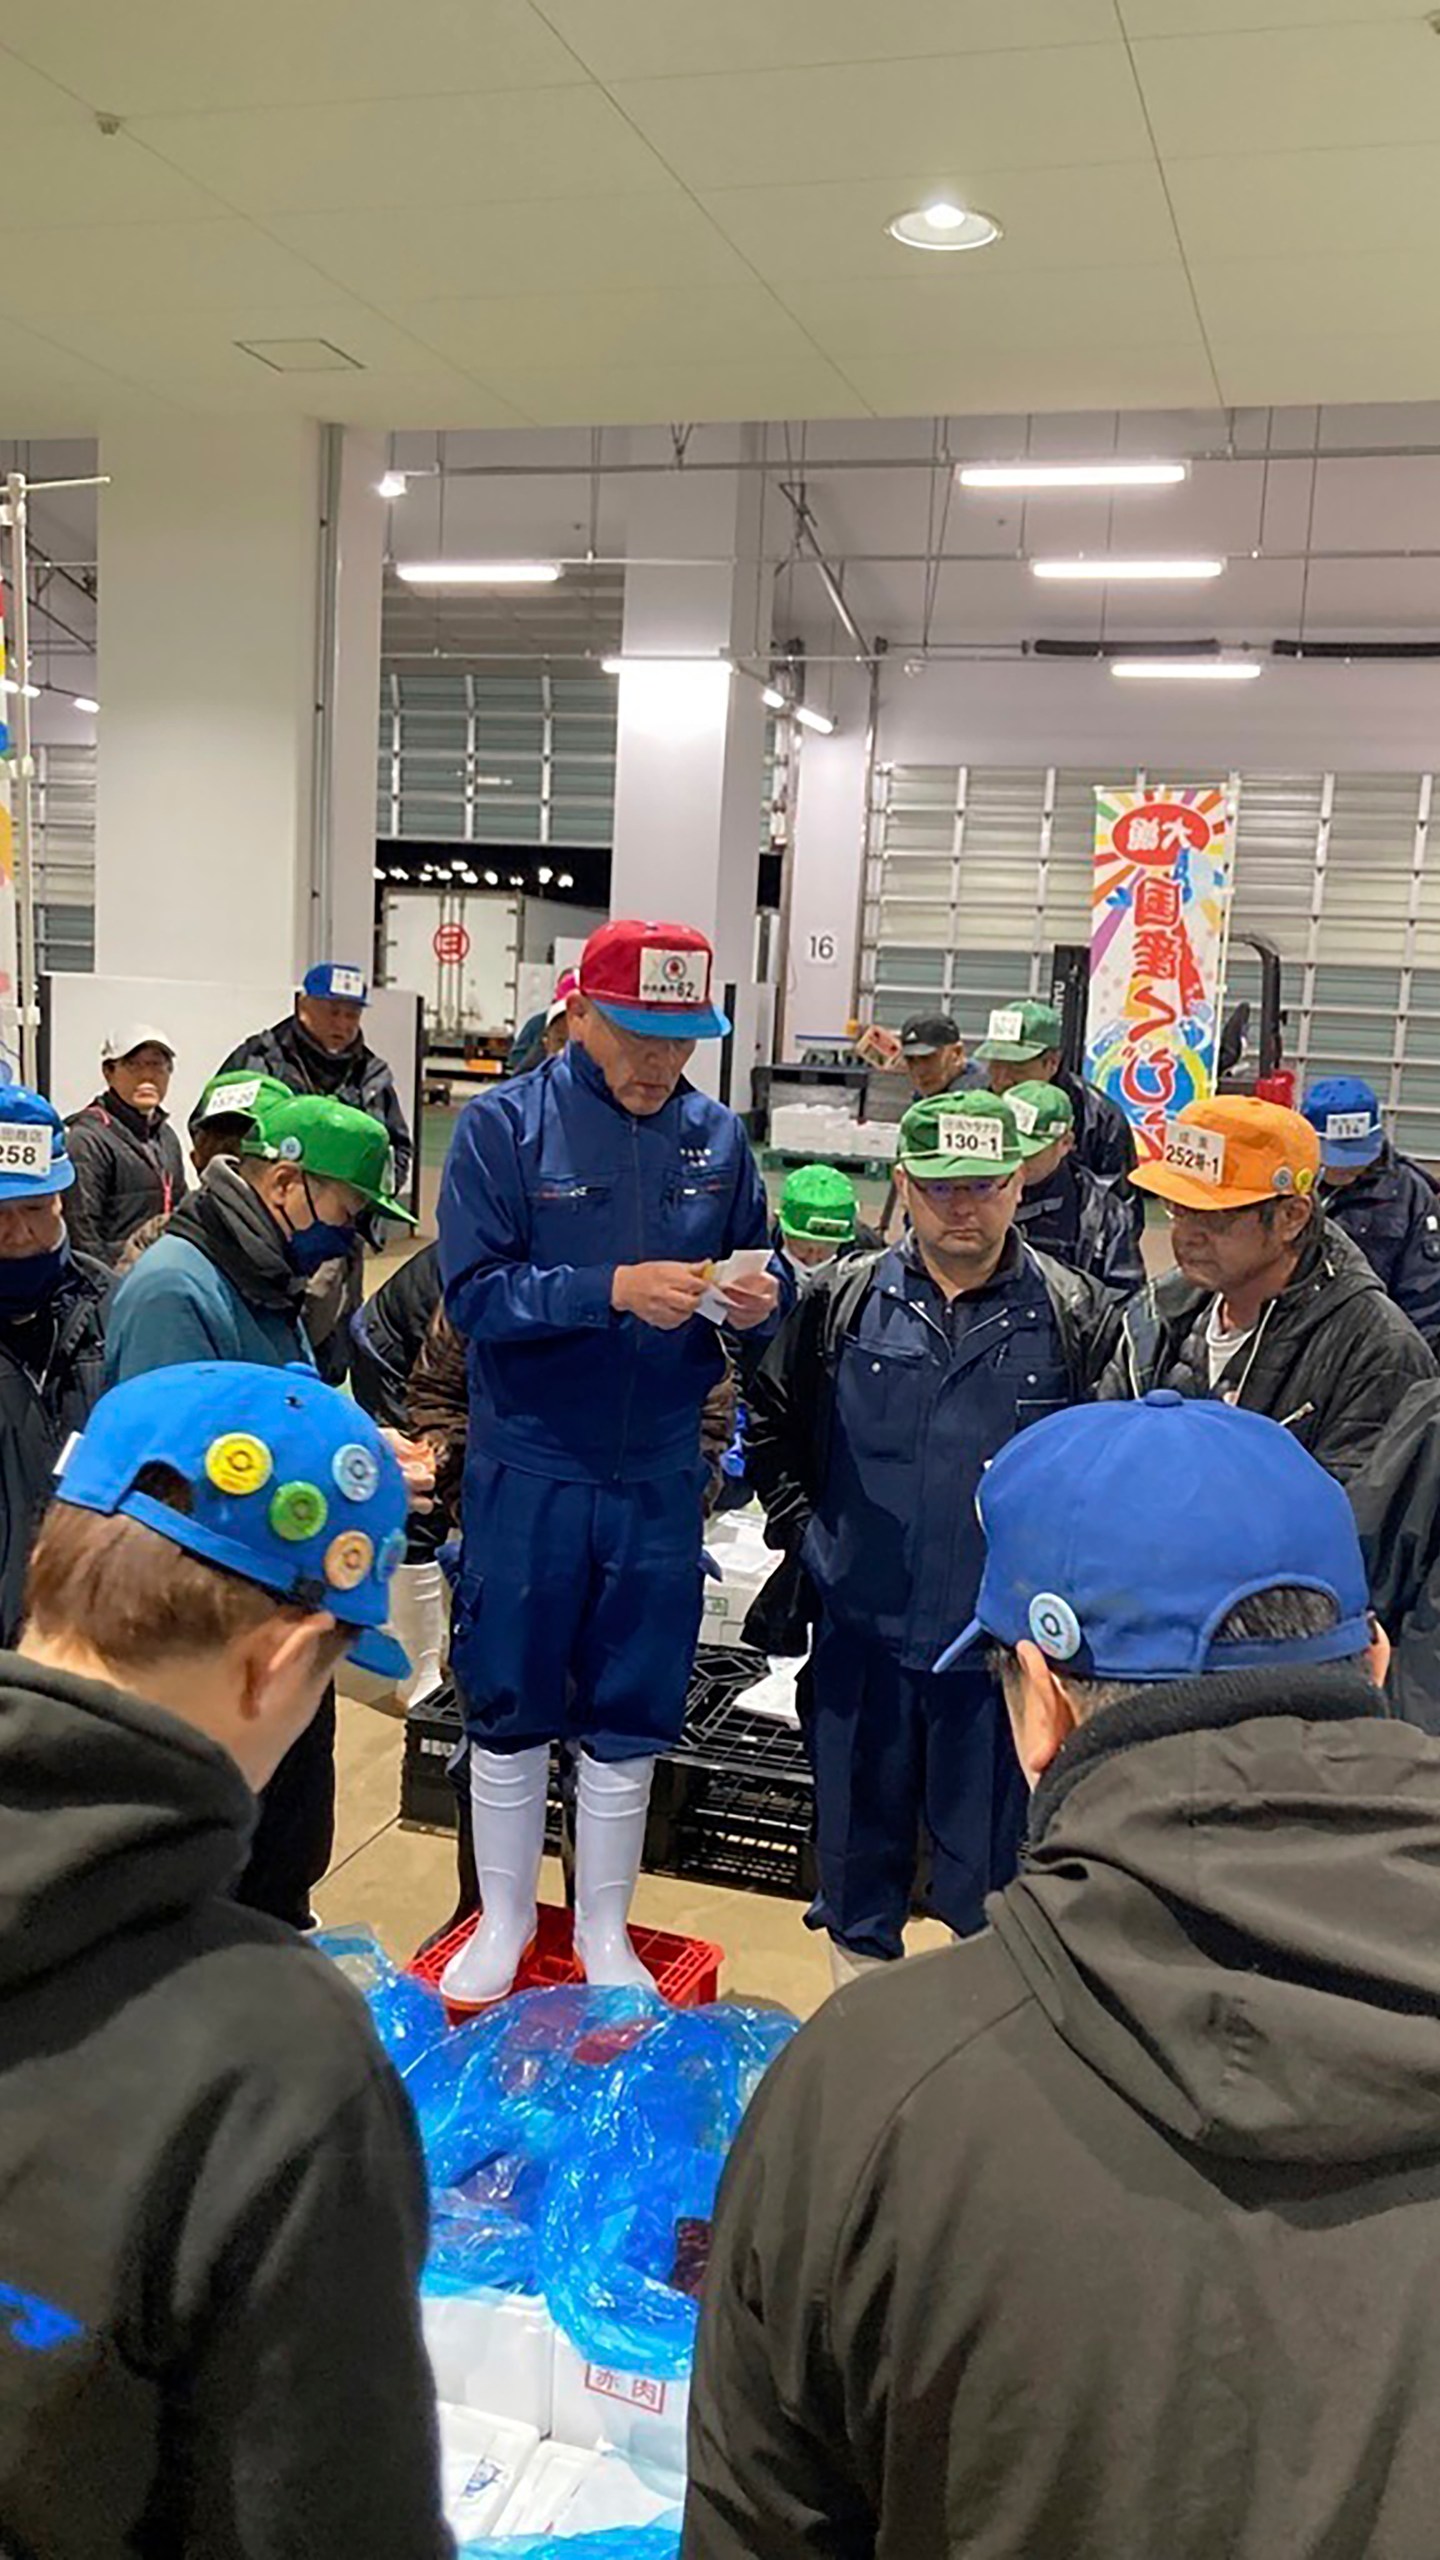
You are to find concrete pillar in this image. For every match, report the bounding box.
[609,431,772,1104]
[94,419,383,988]
[783,663,873,1057]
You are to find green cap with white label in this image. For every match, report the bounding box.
[897,1091,1026,1182]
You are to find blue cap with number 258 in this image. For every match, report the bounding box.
[936,1392,1372,1682]
[0,1086,75,1203]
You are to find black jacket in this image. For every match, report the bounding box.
[1014,1152,1145,1296]
[0,1655,449,2560]
[0,1250,108,1643]
[684,1661,1440,2560]
[1322,1145,1440,1342]
[64,1093,187,1265]
[216,1013,413,1193]
[1060,1067,1139,1204]
[743,1242,1120,1655]
[1094,1213,1435,1482]
[1350,1377,1440,1734]
[350,1240,441,1428]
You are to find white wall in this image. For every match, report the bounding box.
[782,666,872,1055]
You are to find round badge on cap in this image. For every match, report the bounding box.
[278,1135,303,1162]
[325,1529,374,1591]
[269,1480,329,1543]
[1029,1591,1082,1661]
[205,1431,273,1498]
[332,1441,380,1504]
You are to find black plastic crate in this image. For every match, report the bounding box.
[400,1689,465,1832]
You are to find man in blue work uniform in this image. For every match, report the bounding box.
[978,997,1140,1218]
[1302,1076,1440,1345]
[1010,1080,1145,1295]
[746,1090,1120,1985]
[437,916,777,2007]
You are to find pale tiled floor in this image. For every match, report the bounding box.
[312,1688,950,2020]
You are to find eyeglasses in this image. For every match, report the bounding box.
[914,1175,1012,1202]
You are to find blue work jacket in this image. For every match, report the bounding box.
[438,1041,771,1484]
[1323,1147,1440,1344]
[802,1241,1073,1670]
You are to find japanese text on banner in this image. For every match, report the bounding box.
[1085,784,1235,1162]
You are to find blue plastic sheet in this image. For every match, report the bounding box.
[458,2528,680,2560]
[535,2004,796,2378]
[312,1927,451,2070]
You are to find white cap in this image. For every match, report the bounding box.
[101,1022,176,1064]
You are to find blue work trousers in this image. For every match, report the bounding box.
[806,1612,1029,1961]
[451,1452,705,1760]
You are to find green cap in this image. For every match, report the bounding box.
[975,999,1063,1063]
[191,1071,293,1135]
[897,1091,1026,1182]
[778,1162,859,1244]
[1007,1080,1074,1155]
[242,1091,416,1224]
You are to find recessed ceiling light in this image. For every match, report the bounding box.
[1112,658,1261,682]
[1032,556,1224,582]
[396,560,562,586]
[888,200,1001,253]
[376,470,408,500]
[961,461,1187,491]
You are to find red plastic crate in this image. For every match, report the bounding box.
[409,1899,723,2019]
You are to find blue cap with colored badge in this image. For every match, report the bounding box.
[935,1392,1372,1681]
[303,962,369,1006]
[0,1086,76,1202]
[54,1361,410,1678]
[1302,1075,1385,1171]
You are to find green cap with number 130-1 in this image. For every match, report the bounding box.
[897,1091,1026,1183]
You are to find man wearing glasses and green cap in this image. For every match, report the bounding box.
[747,1091,1120,1986]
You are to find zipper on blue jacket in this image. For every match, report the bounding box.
[612,1112,642,1480]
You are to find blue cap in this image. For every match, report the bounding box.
[0,1086,75,1202]
[54,1362,409,1679]
[303,963,369,1007]
[936,1392,1372,1681]
[1302,1075,1384,1171]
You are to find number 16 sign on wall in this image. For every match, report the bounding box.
[1086,784,1236,1162]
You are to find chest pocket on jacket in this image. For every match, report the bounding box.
[659,1167,732,1260]
[526,1176,616,1262]
[835,1336,929,1465]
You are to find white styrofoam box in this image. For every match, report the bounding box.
[436,2404,539,2543]
[422,2287,556,2432]
[769,1100,860,1157]
[853,1119,899,1160]
[551,2331,691,2478]
[497,2440,685,2541]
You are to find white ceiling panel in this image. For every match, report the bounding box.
[539,0,1120,80]
[0,125,227,229]
[1289,556,1440,630]
[783,262,1198,359]
[0,48,88,128]
[1213,335,1440,408]
[1194,250,1440,345]
[477,354,868,428]
[271,194,753,306]
[608,48,1150,191]
[0,220,344,324]
[1120,0,1415,29]
[401,283,814,375]
[700,162,1180,285]
[1166,142,1440,264]
[129,88,673,217]
[838,341,1219,417]
[1,0,583,114]
[1134,23,1440,158]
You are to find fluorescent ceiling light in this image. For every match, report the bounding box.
[396,560,562,586]
[1112,658,1262,682]
[1032,556,1224,582]
[558,872,575,889]
[961,461,1186,491]
[1,678,39,698]
[888,200,1001,253]
[761,685,787,710]
[601,655,731,674]
[484,869,500,886]
[794,703,837,735]
[72,694,100,713]
[376,470,408,500]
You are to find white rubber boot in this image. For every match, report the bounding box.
[388,1560,448,1707]
[439,1746,549,2010]
[828,1938,891,1992]
[574,1753,657,1990]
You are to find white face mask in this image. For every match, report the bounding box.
[783,1245,837,1279]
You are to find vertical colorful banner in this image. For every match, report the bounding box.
[0,576,18,1083]
[1086,784,1235,1161]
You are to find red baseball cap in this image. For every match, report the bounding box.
[578,918,730,1040]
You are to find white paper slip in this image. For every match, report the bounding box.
[436,2404,539,2541]
[697,1247,773,1325]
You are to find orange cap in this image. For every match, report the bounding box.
[1131,1096,1320,1213]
